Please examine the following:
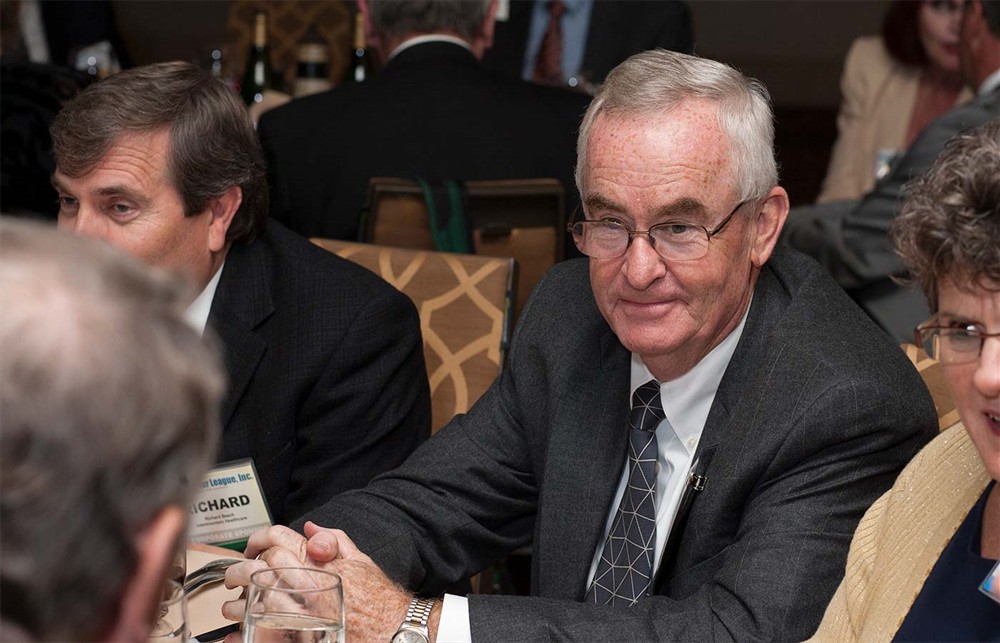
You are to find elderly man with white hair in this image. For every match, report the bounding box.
[224,50,937,642]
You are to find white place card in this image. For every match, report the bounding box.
[188,459,272,550]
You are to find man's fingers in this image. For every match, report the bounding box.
[304,521,370,563]
[243,525,309,561]
[224,560,270,591]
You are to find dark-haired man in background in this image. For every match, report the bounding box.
[258,0,591,242]
[51,61,431,525]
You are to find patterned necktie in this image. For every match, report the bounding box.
[532,0,565,84]
[586,379,664,607]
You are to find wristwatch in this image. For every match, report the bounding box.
[390,596,436,643]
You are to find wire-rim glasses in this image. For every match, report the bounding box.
[568,200,748,262]
[915,318,1000,365]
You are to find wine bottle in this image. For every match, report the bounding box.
[241,10,274,105]
[294,28,332,98]
[346,12,372,83]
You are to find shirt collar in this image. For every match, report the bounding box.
[630,297,752,453]
[184,262,224,335]
[978,67,1000,96]
[387,35,472,62]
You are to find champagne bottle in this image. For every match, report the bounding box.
[241,10,274,105]
[346,12,372,83]
[294,28,332,98]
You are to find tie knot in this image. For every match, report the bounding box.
[630,379,665,432]
[549,0,566,20]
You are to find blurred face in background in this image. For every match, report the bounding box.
[919,0,963,74]
[937,278,1000,481]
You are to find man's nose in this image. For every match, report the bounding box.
[61,208,104,238]
[622,234,666,288]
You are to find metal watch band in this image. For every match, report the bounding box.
[404,596,435,627]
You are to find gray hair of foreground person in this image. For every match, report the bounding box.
[576,49,779,206]
[0,219,224,641]
[367,0,491,42]
[891,118,1000,311]
[50,61,268,244]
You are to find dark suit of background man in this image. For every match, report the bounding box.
[225,50,936,642]
[781,0,1000,344]
[258,0,591,243]
[482,0,693,90]
[50,61,431,525]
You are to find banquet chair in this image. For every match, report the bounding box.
[311,239,516,434]
[901,343,959,431]
[359,177,564,321]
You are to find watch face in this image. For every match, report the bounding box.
[391,629,429,643]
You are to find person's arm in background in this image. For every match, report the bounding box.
[817,37,875,204]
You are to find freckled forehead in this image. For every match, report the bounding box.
[584,99,733,193]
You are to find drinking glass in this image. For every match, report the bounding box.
[148,579,188,642]
[243,567,344,643]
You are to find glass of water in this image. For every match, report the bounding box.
[148,579,188,642]
[244,567,344,643]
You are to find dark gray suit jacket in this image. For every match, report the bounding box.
[210,220,431,524]
[300,248,936,641]
[782,88,1000,342]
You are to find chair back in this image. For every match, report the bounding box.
[361,177,564,320]
[312,239,516,433]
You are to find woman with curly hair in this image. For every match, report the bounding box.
[811,118,1000,641]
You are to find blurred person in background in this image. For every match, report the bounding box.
[782,0,999,344]
[810,119,1000,642]
[51,61,431,525]
[258,0,591,243]
[482,0,693,92]
[819,0,973,204]
[0,218,223,642]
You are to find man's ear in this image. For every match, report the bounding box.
[749,186,789,268]
[105,505,186,643]
[208,186,242,253]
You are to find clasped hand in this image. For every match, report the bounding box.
[222,521,412,642]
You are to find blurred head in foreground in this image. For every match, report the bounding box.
[0,219,224,641]
[893,118,1000,480]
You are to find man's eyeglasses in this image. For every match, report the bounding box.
[567,201,748,262]
[915,319,1000,365]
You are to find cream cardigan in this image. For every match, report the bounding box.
[809,423,991,641]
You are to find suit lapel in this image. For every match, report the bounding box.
[208,237,275,429]
[537,328,631,600]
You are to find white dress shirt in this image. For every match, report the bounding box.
[979,68,1000,96]
[183,263,224,335]
[438,303,751,641]
[388,34,473,63]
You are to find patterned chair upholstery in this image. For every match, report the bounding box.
[361,177,564,323]
[901,343,960,431]
[312,239,517,433]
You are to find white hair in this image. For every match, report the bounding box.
[576,49,779,205]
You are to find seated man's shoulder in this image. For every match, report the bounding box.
[248,221,416,310]
[765,248,926,385]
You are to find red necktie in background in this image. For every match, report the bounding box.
[533,0,566,84]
